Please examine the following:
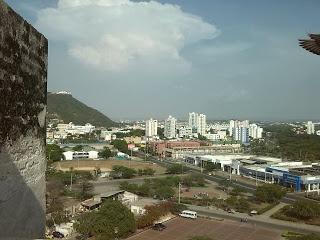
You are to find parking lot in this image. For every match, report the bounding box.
[127,217,282,240]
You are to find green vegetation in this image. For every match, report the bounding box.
[203,162,221,172]
[111,139,129,154]
[136,202,184,228]
[120,174,205,200]
[283,232,320,240]
[99,146,113,159]
[47,92,117,127]
[251,124,320,160]
[46,144,63,163]
[137,168,156,176]
[166,163,184,174]
[74,200,136,240]
[115,129,145,138]
[111,165,136,179]
[255,184,286,203]
[72,145,84,151]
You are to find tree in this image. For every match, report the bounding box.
[154,186,175,200]
[46,144,63,163]
[78,179,94,200]
[72,145,84,151]
[112,165,136,179]
[75,200,136,240]
[111,139,129,154]
[99,146,112,159]
[255,184,286,203]
[204,162,221,172]
[285,200,320,220]
[166,164,183,174]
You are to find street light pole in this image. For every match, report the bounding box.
[178,182,181,204]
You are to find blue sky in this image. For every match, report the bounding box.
[5,0,320,121]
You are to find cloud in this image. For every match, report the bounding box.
[36,0,219,72]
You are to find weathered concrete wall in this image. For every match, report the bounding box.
[0,0,48,238]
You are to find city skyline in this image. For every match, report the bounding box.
[5,0,320,121]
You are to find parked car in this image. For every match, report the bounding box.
[152,223,166,231]
[52,231,64,238]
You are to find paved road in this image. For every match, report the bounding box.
[187,204,320,234]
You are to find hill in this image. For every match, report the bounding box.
[47,92,117,127]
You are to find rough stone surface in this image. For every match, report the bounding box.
[0,0,48,238]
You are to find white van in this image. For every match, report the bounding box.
[179,210,197,219]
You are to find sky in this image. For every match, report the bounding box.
[5,0,320,121]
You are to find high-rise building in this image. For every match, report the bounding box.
[145,118,158,137]
[307,121,315,135]
[233,127,249,144]
[189,112,198,130]
[197,114,207,136]
[164,115,176,139]
[249,124,264,139]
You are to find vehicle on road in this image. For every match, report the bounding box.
[152,223,166,231]
[179,210,197,219]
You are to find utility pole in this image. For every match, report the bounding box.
[178,182,181,204]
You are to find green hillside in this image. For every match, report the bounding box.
[47,92,117,127]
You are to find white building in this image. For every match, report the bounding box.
[63,150,99,160]
[233,127,249,144]
[307,121,315,135]
[197,114,207,136]
[189,112,198,130]
[164,115,177,139]
[145,118,158,137]
[178,126,193,138]
[249,124,264,139]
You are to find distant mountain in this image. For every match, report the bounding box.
[47,92,117,127]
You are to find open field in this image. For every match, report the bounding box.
[127,217,282,240]
[53,159,166,174]
[180,181,228,199]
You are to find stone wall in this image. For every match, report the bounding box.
[0,0,48,238]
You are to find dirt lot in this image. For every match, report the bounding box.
[53,159,166,174]
[127,217,282,240]
[180,181,228,199]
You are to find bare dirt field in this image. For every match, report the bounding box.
[180,181,228,199]
[53,159,166,174]
[127,217,282,240]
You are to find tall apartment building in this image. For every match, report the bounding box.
[307,121,315,135]
[189,112,207,135]
[249,124,264,139]
[197,114,207,136]
[145,118,158,137]
[164,115,176,139]
[233,127,249,144]
[229,120,249,136]
[189,112,198,130]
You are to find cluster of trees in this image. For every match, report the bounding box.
[98,146,113,159]
[115,129,145,138]
[166,163,184,174]
[136,202,186,228]
[255,184,286,203]
[120,174,205,200]
[74,200,136,240]
[111,139,129,154]
[203,162,221,172]
[282,200,320,220]
[46,168,94,226]
[46,144,64,163]
[111,165,155,179]
[251,124,320,160]
[225,196,250,213]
